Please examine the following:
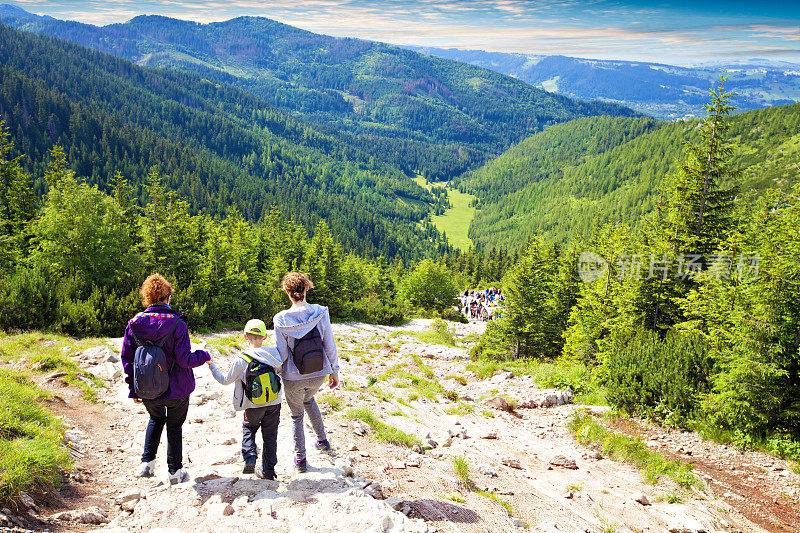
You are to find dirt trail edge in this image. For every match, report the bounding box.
[34,320,799,533]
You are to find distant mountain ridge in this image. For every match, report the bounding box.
[0,23,452,259]
[0,4,636,181]
[406,46,800,121]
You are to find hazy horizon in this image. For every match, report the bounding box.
[4,0,799,67]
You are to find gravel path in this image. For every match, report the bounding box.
[19,320,797,533]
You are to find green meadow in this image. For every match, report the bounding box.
[432,187,477,251]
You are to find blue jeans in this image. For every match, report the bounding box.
[142,396,189,474]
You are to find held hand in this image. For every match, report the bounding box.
[328,375,339,389]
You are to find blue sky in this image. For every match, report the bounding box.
[8,0,800,65]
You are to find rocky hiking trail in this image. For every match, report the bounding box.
[7,320,799,533]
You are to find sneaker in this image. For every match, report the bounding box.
[168,469,190,485]
[136,460,156,478]
[295,459,308,473]
[242,462,256,475]
[315,440,332,452]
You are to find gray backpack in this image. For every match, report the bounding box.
[131,319,179,399]
[290,326,325,374]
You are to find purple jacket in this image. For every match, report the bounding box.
[120,304,210,400]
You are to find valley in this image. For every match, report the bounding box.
[0,4,799,533]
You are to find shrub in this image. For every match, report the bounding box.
[604,327,711,419]
[349,293,405,325]
[441,307,467,323]
[398,260,458,311]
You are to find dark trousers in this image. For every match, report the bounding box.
[142,396,190,474]
[242,404,281,473]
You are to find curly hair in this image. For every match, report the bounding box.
[282,272,314,302]
[140,273,173,307]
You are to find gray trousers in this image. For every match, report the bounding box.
[282,376,328,461]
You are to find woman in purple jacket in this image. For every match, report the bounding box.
[120,273,210,484]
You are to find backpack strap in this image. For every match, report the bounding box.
[153,318,180,349]
[241,353,254,363]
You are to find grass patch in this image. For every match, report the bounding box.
[444,402,474,415]
[451,455,514,517]
[411,354,435,379]
[476,489,514,517]
[0,368,71,502]
[377,364,445,401]
[568,411,699,488]
[0,333,104,401]
[318,393,342,411]
[452,455,474,489]
[391,319,457,347]
[446,375,468,385]
[370,386,395,402]
[347,407,421,448]
[467,356,605,405]
[444,492,465,503]
[204,334,246,355]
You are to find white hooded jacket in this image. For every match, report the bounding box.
[273,304,339,381]
[208,346,283,410]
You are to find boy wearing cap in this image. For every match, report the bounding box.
[208,319,282,479]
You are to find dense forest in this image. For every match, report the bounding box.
[0,6,637,180]
[0,23,454,260]
[478,82,800,449]
[0,121,516,336]
[459,102,800,250]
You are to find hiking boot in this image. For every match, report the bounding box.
[256,466,277,480]
[136,460,156,478]
[242,462,256,475]
[295,459,308,473]
[315,440,332,452]
[168,469,189,485]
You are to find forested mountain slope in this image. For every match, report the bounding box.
[0,5,637,180]
[0,23,442,259]
[458,104,800,249]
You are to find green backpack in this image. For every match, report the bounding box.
[241,353,281,405]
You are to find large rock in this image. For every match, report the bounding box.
[51,506,109,524]
[485,396,514,413]
[83,346,119,364]
[539,390,574,408]
[96,362,123,380]
[490,371,514,384]
[549,455,578,470]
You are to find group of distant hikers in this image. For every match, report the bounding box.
[120,272,338,484]
[458,287,503,321]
